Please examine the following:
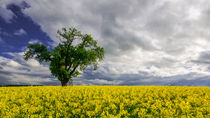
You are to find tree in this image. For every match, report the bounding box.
[24,27,104,86]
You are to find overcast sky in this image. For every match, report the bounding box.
[0,0,210,86]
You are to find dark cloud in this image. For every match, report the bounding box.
[192,52,210,65]
[76,69,210,86]
[0,70,59,85]
[0,70,12,75]
[170,76,210,86]
[18,67,30,72]
[0,75,14,85]
[93,1,158,55]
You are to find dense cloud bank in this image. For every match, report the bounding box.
[0,0,210,86]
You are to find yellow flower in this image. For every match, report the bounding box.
[0,86,209,117]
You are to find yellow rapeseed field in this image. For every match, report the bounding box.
[0,86,209,117]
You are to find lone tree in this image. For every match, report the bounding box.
[24,27,104,86]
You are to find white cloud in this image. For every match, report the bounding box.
[28,39,39,44]
[26,59,40,67]
[21,0,210,78]
[188,7,201,20]
[0,0,23,23]
[88,79,121,85]
[1,0,210,85]
[0,6,14,23]
[14,28,27,36]
[7,60,21,67]
[0,52,57,85]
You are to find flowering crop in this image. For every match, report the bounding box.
[0,86,209,117]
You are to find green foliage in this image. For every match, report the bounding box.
[24,44,51,62]
[24,27,104,86]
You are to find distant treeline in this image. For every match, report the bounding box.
[0,85,43,87]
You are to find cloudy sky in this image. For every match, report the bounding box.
[0,0,210,86]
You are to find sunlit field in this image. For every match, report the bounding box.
[0,86,209,117]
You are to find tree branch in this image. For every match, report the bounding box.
[67,61,73,71]
[65,31,74,70]
[65,44,70,70]
[69,62,80,76]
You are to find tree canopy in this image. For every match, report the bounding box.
[24,27,104,86]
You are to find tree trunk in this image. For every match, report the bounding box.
[61,79,69,86]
